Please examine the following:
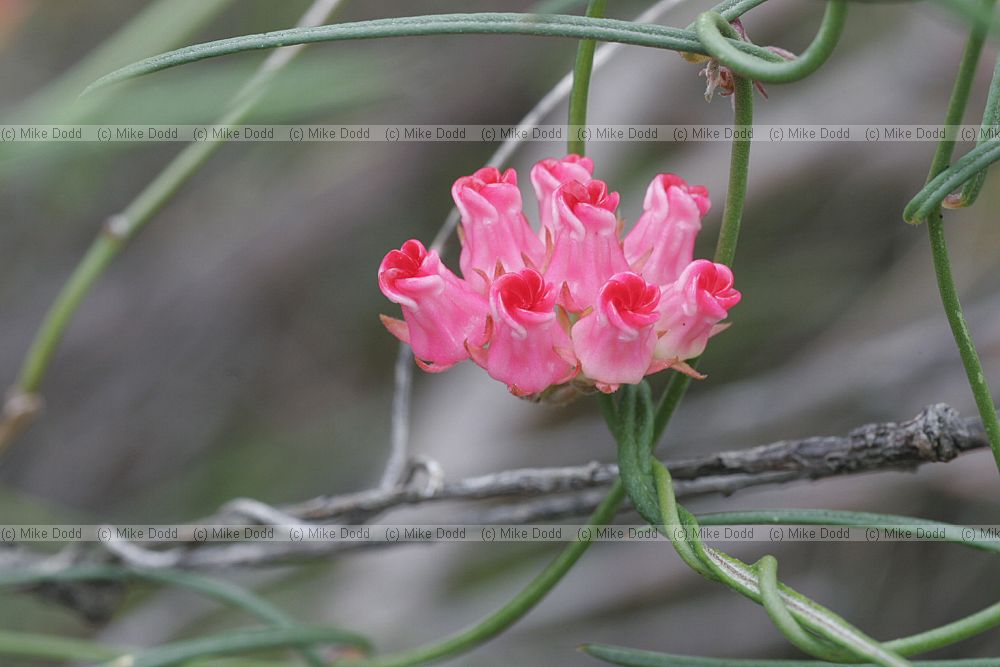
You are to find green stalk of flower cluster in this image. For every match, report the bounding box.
[351,14,759,667]
[340,9,625,665]
[4,3,759,665]
[921,0,1000,473]
[652,74,752,442]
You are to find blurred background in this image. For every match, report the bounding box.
[0,0,998,664]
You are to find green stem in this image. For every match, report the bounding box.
[17,234,121,393]
[0,565,341,667]
[757,555,854,663]
[0,629,122,662]
[696,508,1000,554]
[652,74,753,442]
[714,75,753,267]
[582,644,1000,666]
[885,600,1000,656]
[693,1,847,83]
[353,10,767,664]
[706,0,772,25]
[339,37,758,667]
[951,52,1000,208]
[696,514,1000,652]
[654,463,715,578]
[82,13,783,95]
[653,464,911,667]
[347,481,625,667]
[904,138,1000,222]
[130,568,331,667]
[113,626,369,667]
[567,0,607,155]
[923,0,1000,473]
[649,471,1000,661]
[4,0,234,126]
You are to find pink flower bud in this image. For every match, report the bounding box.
[473,268,577,396]
[571,272,661,392]
[624,174,710,285]
[654,260,741,363]
[544,179,628,311]
[530,154,594,235]
[378,239,488,372]
[452,167,545,293]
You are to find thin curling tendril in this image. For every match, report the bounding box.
[904,137,1000,222]
[693,0,848,84]
[947,53,1000,208]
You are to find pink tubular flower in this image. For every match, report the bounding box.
[544,179,629,311]
[377,160,741,399]
[624,174,710,286]
[571,272,661,392]
[452,167,545,293]
[378,239,488,372]
[530,154,594,236]
[654,259,741,365]
[469,269,577,396]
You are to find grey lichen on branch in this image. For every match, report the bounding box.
[670,403,971,481]
[3,403,993,622]
[5,402,992,577]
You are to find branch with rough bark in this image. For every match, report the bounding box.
[9,402,991,568]
[0,402,989,620]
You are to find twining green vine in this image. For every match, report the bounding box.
[0,565,362,666]
[582,644,1000,667]
[917,0,1000,473]
[654,465,909,667]
[946,52,1000,209]
[649,73,752,442]
[607,389,1000,663]
[904,137,1000,222]
[693,0,848,83]
[4,0,997,665]
[696,509,1000,554]
[618,381,898,660]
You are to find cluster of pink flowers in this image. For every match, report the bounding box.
[378,156,741,398]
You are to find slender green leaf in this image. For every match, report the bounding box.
[8,0,234,123]
[696,509,1000,555]
[580,643,1000,667]
[111,626,370,667]
[82,13,782,95]
[0,629,121,662]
